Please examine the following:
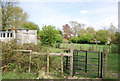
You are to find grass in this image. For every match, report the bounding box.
[105,53,118,79]
[58,43,110,52]
[2,72,36,79]
[49,47,64,53]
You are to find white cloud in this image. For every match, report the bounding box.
[91,15,118,30]
[72,14,118,31]
[80,10,88,14]
[90,4,117,15]
[74,19,90,24]
[39,14,71,29]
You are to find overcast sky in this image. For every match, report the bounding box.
[19,0,119,31]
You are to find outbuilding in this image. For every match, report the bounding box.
[0,28,37,44]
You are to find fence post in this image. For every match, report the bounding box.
[96,43,97,52]
[47,53,50,74]
[70,43,74,77]
[85,51,87,73]
[58,42,60,48]
[92,44,94,51]
[109,44,111,53]
[103,48,108,78]
[29,50,32,73]
[100,52,103,78]
[99,45,100,52]
[61,54,64,76]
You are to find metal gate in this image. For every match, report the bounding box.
[63,50,103,78]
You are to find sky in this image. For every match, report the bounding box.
[18,0,119,31]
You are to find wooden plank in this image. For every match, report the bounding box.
[32,52,47,55]
[14,50,32,52]
[49,53,71,56]
[14,50,72,56]
[32,52,72,56]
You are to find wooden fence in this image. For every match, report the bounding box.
[14,43,108,78]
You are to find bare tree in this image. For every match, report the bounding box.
[70,21,84,36]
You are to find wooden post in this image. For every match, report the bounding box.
[29,50,32,73]
[47,53,49,74]
[100,52,103,78]
[85,51,87,73]
[103,48,108,78]
[99,45,100,52]
[96,43,98,52]
[55,41,56,48]
[109,45,111,53]
[67,43,69,49]
[58,42,60,48]
[61,54,64,76]
[70,43,74,77]
[92,44,94,51]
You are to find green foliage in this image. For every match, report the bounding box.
[78,34,94,43]
[107,24,117,44]
[117,33,120,54]
[1,1,28,29]
[63,39,69,43]
[40,25,62,46]
[30,55,47,73]
[21,22,40,34]
[1,40,65,79]
[86,27,96,35]
[2,39,49,74]
[110,44,118,53]
[95,30,108,44]
[70,36,79,43]
[58,30,63,36]
[56,34,63,43]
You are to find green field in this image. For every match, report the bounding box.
[51,43,111,53]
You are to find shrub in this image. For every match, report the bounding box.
[40,25,62,46]
[2,39,49,74]
[110,44,118,53]
[78,34,94,44]
[62,39,69,43]
[70,36,79,43]
[95,30,108,44]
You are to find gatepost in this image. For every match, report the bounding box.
[70,43,74,77]
[103,48,108,78]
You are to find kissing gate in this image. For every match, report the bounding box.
[63,50,103,78]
